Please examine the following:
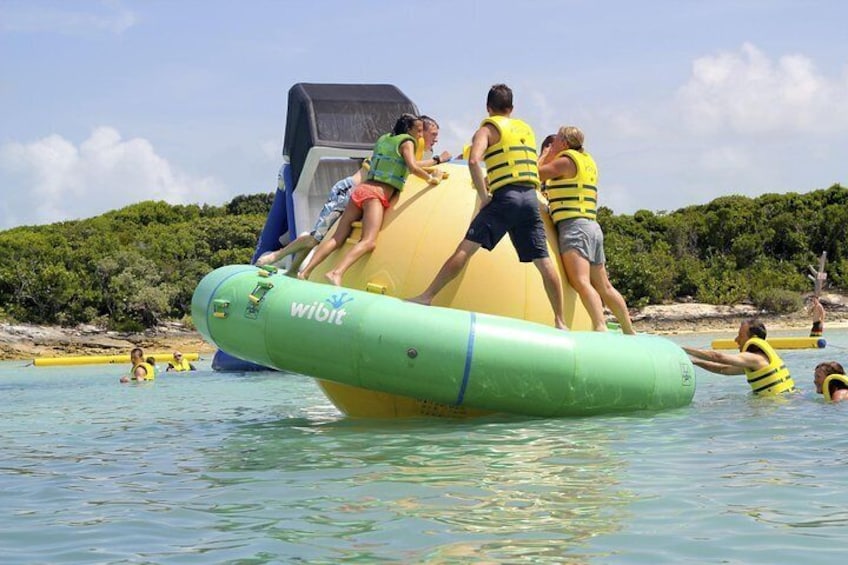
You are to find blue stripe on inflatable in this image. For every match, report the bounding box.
[456,312,477,405]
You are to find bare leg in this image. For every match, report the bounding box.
[561,249,607,331]
[256,233,317,267]
[325,199,384,286]
[533,257,567,330]
[408,239,481,305]
[285,247,314,276]
[590,264,635,334]
[298,203,363,280]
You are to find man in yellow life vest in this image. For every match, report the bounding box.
[683,319,795,396]
[120,347,155,382]
[410,84,566,330]
[166,351,196,372]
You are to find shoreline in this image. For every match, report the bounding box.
[2,297,846,362]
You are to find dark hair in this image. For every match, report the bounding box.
[393,113,421,136]
[420,115,439,130]
[131,347,143,358]
[744,318,767,340]
[816,361,845,376]
[541,134,556,151]
[486,84,513,113]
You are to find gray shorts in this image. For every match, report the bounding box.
[556,218,605,265]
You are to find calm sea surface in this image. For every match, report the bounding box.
[2,328,847,564]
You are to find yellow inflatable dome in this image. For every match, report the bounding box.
[303,162,593,416]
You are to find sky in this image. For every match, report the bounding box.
[1,0,846,230]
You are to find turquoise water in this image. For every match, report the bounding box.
[2,329,847,564]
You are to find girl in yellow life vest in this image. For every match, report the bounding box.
[683,319,796,396]
[538,126,635,334]
[299,114,443,286]
[814,361,848,402]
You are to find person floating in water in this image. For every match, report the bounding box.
[166,351,196,372]
[683,318,795,396]
[813,361,847,402]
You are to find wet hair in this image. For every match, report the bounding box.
[486,84,513,113]
[146,356,156,365]
[541,134,556,152]
[558,126,584,151]
[816,361,844,376]
[130,347,143,359]
[420,115,439,131]
[393,113,421,136]
[744,318,767,340]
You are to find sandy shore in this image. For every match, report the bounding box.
[2,295,846,362]
[0,321,217,362]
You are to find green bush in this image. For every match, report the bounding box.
[750,288,804,314]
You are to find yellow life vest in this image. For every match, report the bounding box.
[822,374,848,402]
[741,337,794,395]
[547,149,599,223]
[170,358,193,372]
[481,115,540,192]
[415,137,425,161]
[132,361,156,381]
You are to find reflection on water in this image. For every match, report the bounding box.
[205,416,634,562]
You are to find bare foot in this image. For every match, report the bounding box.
[325,271,342,286]
[297,270,308,280]
[555,319,569,331]
[406,295,433,306]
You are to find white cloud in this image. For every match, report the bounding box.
[0,0,136,35]
[0,127,225,229]
[677,42,848,134]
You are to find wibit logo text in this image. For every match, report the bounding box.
[290,292,354,325]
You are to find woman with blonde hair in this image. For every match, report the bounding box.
[539,126,634,334]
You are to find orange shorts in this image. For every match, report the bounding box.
[350,181,392,209]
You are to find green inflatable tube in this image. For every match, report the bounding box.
[192,265,696,417]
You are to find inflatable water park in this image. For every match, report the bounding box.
[194,83,696,417]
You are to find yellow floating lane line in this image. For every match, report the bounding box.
[711,337,826,350]
[33,352,201,367]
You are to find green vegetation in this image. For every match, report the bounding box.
[602,184,846,308]
[0,196,272,330]
[0,185,844,329]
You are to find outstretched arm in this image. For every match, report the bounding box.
[401,140,441,184]
[683,346,764,371]
[690,358,745,375]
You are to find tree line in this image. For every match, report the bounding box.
[0,185,844,329]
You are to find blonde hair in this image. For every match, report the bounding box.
[558,126,584,150]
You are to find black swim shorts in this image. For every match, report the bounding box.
[465,184,549,262]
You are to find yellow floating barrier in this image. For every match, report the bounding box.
[33,352,201,367]
[711,337,826,350]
